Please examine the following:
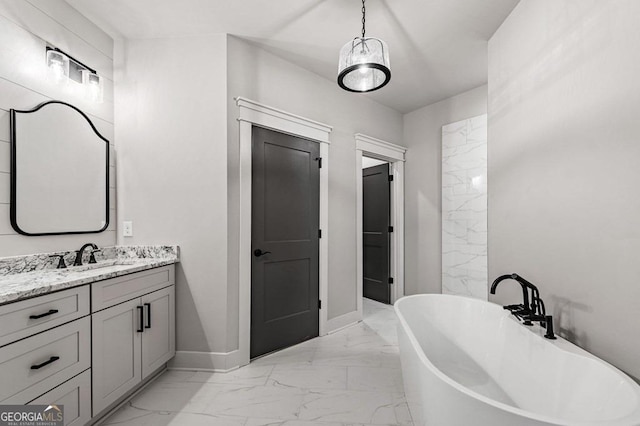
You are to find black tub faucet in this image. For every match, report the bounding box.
[73,243,99,266]
[491,273,557,340]
[491,273,533,324]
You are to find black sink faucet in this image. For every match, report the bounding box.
[73,243,99,266]
[491,273,557,339]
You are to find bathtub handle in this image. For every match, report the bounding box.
[543,315,557,340]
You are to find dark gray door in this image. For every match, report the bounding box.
[363,163,391,304]
[251,126,320,359]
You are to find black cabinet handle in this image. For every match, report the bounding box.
[136,306,144,332]
[144,303,151,329]
[31,356,60,370]
[29,309,59,320]
[254,249,272,257]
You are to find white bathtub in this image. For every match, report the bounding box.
[395,294,640,426]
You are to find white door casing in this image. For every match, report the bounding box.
[236,97,332,368]
[355,133,406,317]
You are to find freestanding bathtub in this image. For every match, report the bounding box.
[395,294,640,426]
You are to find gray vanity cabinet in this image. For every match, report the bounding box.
[141,286,175,378]
[91,266,175,417]
[91,297,142,415]
[29,370,91,426]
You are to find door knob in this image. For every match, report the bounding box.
[254,249,272,257]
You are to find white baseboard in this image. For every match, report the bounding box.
[326,310,362,334]
[168,350,242,372]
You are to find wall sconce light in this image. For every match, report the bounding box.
[46,49,69,84]
[46,46,103,103]
[82,69,104,103]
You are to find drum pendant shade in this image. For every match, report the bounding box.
[337,0,391,93]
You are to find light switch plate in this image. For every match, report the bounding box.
[123,221,133,237]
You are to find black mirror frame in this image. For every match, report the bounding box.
[10,100,110,236]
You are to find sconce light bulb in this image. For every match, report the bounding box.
[82,71,103,103]
[50,63,65,81]
[46,50,69,84]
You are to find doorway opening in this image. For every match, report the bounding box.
[355,134,406,317]
[362,157,392,304]
[250,126,320,359]
[236,97,331,369]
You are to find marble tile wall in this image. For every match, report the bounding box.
[441,115,488,299]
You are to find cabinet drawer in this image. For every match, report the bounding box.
[0,316,90,404]
[0,285,90,348]
[92,265,175,312]
[29,369,91,426]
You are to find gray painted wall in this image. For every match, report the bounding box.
[116,34,402,360]
[226,36,404,332]
[0,0,115,256]
[115,34,229,354]
[403,85,487,295]
[488,0,640,380]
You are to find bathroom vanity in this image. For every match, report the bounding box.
[0,246,178,425]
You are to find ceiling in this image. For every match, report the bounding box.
[65,0,519,113]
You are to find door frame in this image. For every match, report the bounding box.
[236,97,331,368]
[355,134,406,316]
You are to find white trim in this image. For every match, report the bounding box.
[236,97,332,143]
[168,350,241,373]
[236,97,331,368]
[326,310,361,334]
[355,149,364,322]
[355,133,406,162]
[356,134,406,312]
[319,142,329,336]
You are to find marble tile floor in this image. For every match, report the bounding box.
[102,298,413,426]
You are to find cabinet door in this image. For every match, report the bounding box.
[29,369,91,426]
[92,298,142,416]
[141,286,175,379]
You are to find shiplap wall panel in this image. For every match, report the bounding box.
[24,0,113,59]
[0,205,116,237]
[92,116,114,143]
[0,0,115,256]
[0,205,11,234]
[0,1,113,78]
[0,142,8,172]
[0,173,9,203]
[0,78,112,126]
[0,15,114,122]
[0,109,8,141]
[107,209,116,232]
[0,232,116,256]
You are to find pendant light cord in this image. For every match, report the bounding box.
[361,0,366,38]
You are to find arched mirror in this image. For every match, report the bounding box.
[10,101,109,235]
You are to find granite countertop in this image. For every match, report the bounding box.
[0,245,179,305]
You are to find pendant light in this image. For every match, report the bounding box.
[337,0,391,93]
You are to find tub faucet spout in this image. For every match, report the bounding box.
[491,273,557,339]
[491,274,533,323]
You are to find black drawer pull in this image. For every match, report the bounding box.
[137,306,144,332]
[30,356,60,370]
[144,303,151,329]
[29,309,59,320]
